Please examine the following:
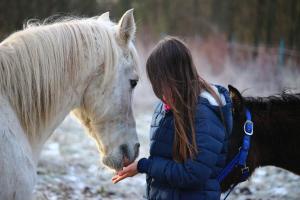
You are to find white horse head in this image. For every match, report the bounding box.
[0,9,139,177]
[72,10,140,170]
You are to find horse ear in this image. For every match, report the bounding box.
[98,12,110,21]
[228,85,244,112]
[117,9,136,45]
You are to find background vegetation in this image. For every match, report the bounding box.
[1,0,300,50]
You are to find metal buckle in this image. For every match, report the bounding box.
[241,166,249,174]
[244,120,253,136]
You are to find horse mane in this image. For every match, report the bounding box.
[0,16,119,137]
[244,92,300,109]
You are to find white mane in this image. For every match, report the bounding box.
[0,17,119,136]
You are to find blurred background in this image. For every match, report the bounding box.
[1,0,300,199]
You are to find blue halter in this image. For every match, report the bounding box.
[217,108,254,199]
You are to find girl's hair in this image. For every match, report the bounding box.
[146,36,222,162]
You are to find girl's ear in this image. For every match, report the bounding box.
[228,85,244,113]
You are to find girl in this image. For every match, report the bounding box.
[112,37,232,200]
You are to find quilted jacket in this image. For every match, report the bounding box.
[137,85,233,200]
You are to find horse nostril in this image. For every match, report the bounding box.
[134,143,140,158]
[120,144,129,158]
[135,143,140,149]
[120,143,140,161]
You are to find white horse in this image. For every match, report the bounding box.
[0,9,140,200]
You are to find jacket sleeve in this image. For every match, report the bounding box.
[137,106,225,189]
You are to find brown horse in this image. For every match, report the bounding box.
[221,85,300,192]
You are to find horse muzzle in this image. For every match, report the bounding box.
[102,142,140,171]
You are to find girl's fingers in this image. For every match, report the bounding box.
[111,175,118,181]
[112,166,138,184]
[113,175,125,183]
[112,173,123,182]
[113,178,121,184]
[118,162,137,176]
[112,173,129,184]
[118,167,129,176]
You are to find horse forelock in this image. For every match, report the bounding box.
[0,16,119,137]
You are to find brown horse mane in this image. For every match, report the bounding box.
[245,91,300,108]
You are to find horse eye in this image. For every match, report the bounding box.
[130,79,138,89]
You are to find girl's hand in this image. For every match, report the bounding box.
[112,161,138,184]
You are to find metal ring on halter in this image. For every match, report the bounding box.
[243,120,253,136]
[241,165,249,174]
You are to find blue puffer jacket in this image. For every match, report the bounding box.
[137,85,233,200]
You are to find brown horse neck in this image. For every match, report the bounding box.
[245,96,300,175]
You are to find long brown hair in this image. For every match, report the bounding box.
[146,36,222,162]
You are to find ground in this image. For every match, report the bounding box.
[35,114,300,200]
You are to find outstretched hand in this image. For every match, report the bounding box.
[112,161,138,184]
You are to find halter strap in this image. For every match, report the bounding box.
[217,108,254,199]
